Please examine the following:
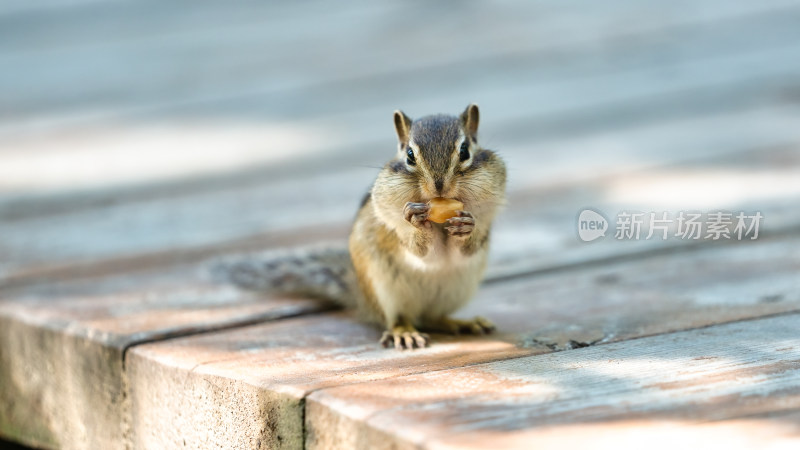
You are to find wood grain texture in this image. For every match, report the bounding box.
[2,0,796,123]
[4,127,793,447]
[307,314,800,450]
[3,138,798,294]
[0,282,329,449]
[2,111,799,286]
[3,0,800,281]
[126,234,800,449]
[4,30,800,196]
[1,0,799,448]
[3,1,800,200]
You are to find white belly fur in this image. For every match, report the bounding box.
[374,234,488,326]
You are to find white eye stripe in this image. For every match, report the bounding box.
[404,141,419,170]
[454,136,472,170]
[455,136,466,151]
[407,141,420,158]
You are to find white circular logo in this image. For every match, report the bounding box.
[577,208,608,242]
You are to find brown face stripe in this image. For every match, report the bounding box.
[409,114,461,175]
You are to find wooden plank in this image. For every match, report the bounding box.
[3,142,797,303]
[488,143,800,279]
[2,124,798,287]
[0,223,350,295]
[0,224,345,449]
[2,151,795,446]
[4,0,790,52]
[125,233,800,449]
[4,141,795,447]
[0,283,330,449]
[0,229,344,448]
[3,124,793,446]
[4,12,800,195]
[2,0,796,123]
[306,314,800,450]
[0,3,798,448]
[0,214,347,447]
[4,8,800,209]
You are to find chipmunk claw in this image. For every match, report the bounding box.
[380,329,430,350]
[445,210,475,237]
[404,202,431,230]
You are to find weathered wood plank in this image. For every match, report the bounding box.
[4,144,794,448]
[4,142,796,301]
[3,136,793,447]
[0,283,329,449]
[3,5,798,282]
[307,314,800,449]
[0,3,798,449]
[3,109,799,285]
[126,234,800,449]
[4,0,790,52]
[2,141,797,299]
[3,17,800,197]
[2,0,796,123]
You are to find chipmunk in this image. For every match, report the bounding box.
[215,104,506,349]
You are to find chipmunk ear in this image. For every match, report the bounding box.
[393,110,412,146]
[460,103,480,141]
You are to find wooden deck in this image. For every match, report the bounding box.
[1,1,800,448]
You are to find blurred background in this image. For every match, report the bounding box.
[1,0,800,283]
[2,2,800,448]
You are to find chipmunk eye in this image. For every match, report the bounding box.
[459,141,470,162]
[406,147,416,166]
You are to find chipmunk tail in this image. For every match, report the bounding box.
[207,243,358,308]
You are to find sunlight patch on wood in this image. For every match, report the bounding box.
[0,120,334,194]
[431,418,800,450]
[606,168,800,210]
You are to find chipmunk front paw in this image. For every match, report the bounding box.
[404,202,431,230]
[445,210,475,237]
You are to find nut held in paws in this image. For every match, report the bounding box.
[427,197,464,223]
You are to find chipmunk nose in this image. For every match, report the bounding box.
[434,179,444,193]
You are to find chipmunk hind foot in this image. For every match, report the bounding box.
[421,316,496,336]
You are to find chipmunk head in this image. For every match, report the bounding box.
[391,104,483,200]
